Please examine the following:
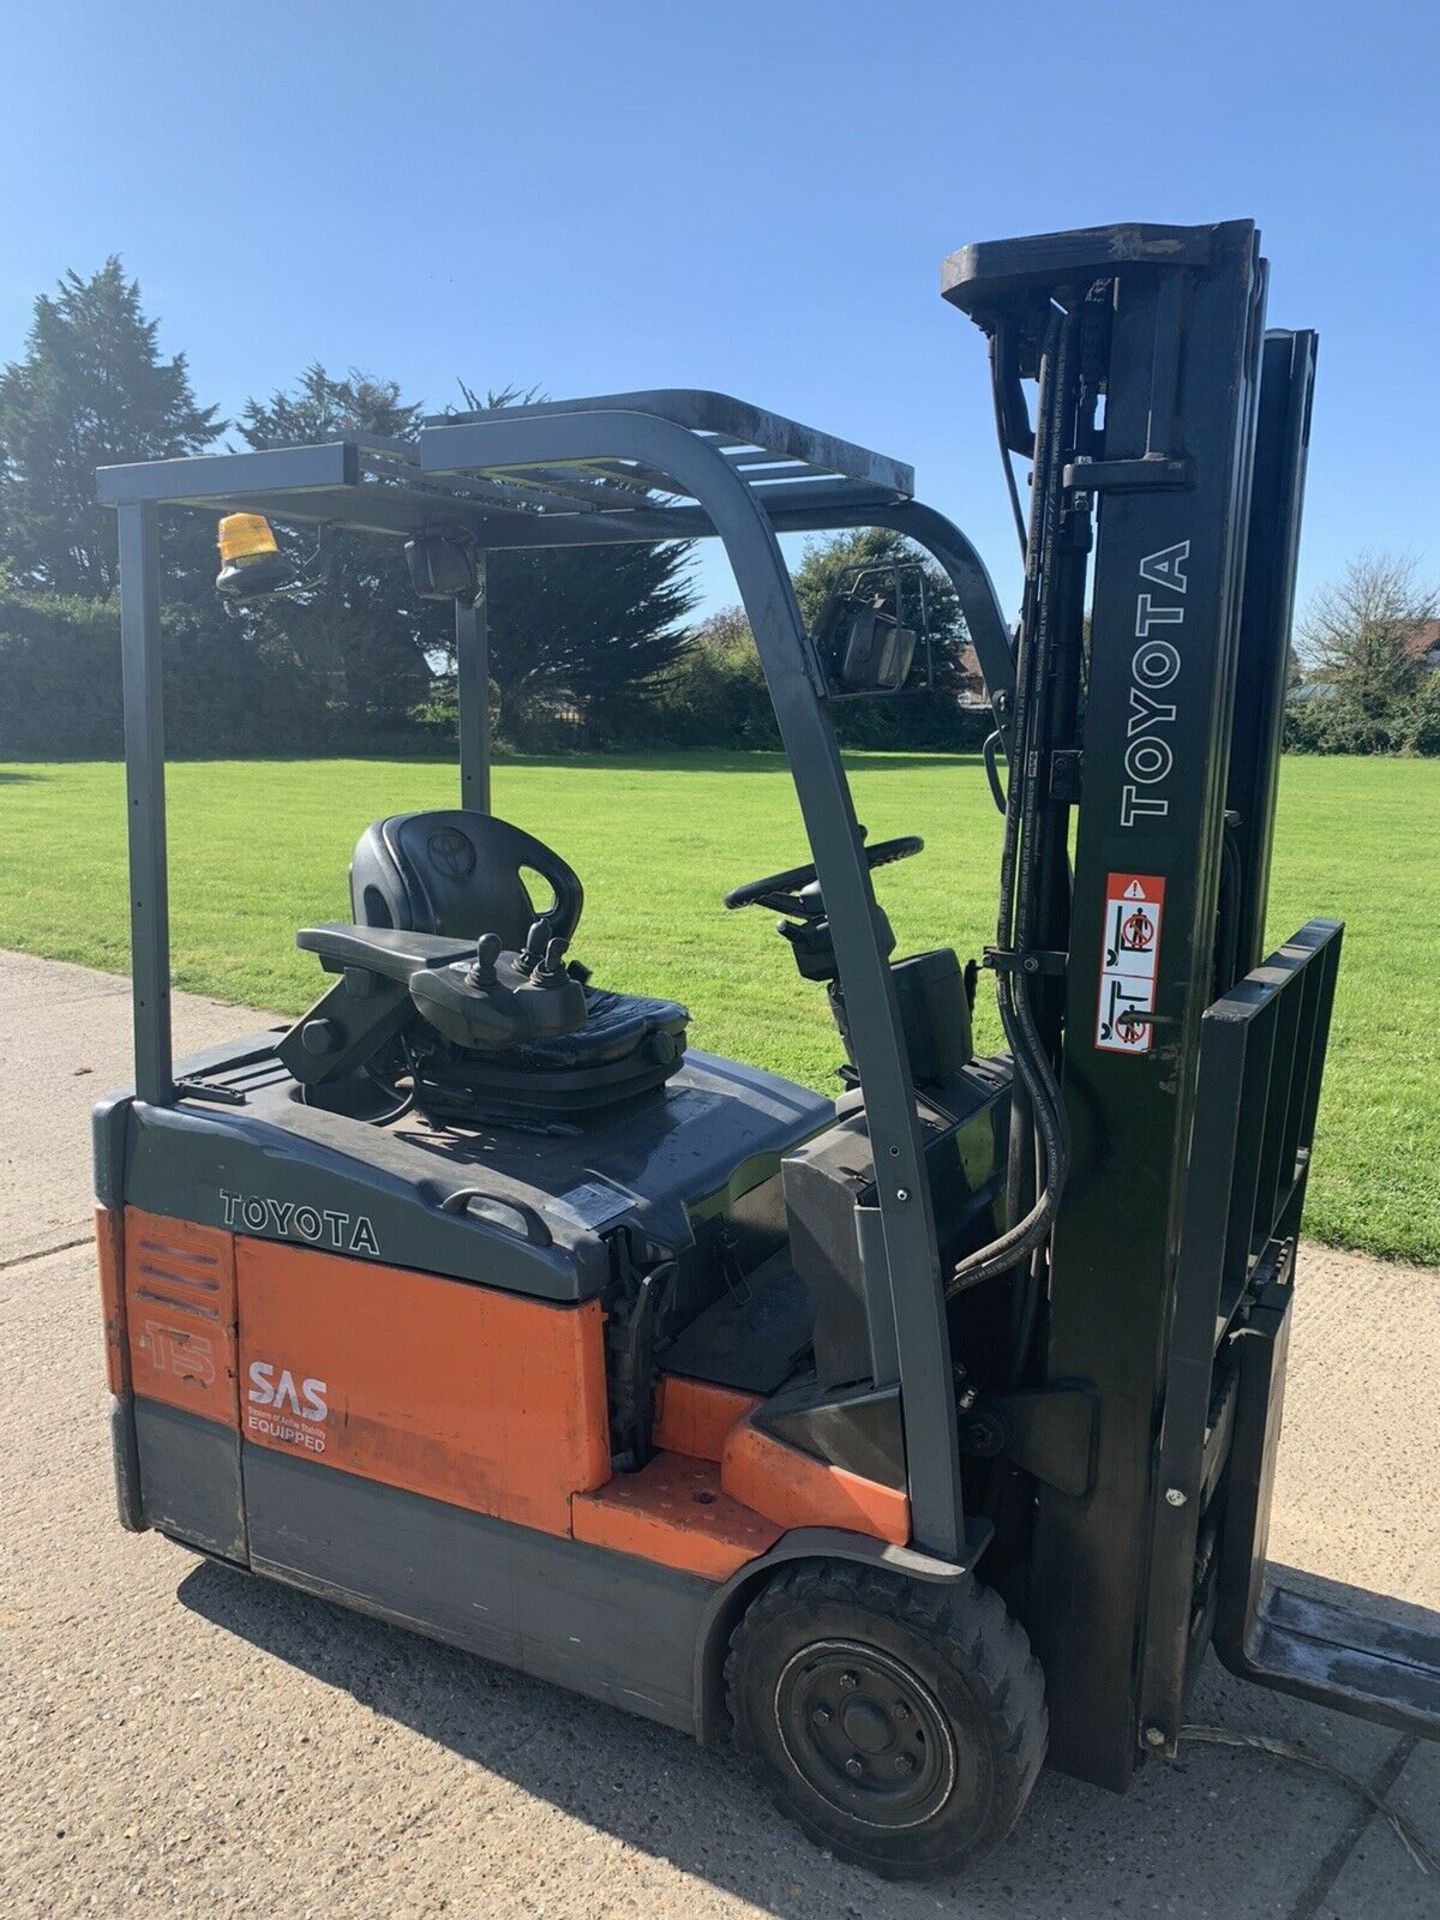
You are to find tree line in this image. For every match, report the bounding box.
[0,261,987,760]
[3,259,1428,762]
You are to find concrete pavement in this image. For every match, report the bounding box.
[2,948,1436,1917]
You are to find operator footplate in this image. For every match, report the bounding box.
[659,1252,814,1396]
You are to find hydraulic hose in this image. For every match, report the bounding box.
[989,333,1030,558]
[947,304,1076,1300]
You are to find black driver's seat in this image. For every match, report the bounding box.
[349,810,690,1113]
[351,809,585,951]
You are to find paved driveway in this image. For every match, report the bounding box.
[2,950,1435,1917]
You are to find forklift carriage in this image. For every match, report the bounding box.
[92,221,1440,1879]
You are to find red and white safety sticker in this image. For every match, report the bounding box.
[1095,872,1165,1054]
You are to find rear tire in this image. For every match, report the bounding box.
[725,1560,1046,1879]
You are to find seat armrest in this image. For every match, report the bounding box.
[297,924,476,983]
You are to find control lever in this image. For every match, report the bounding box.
[516,917,553,977]
[527,936,571,987]
[467,931,503,991]
[409,926,587,1052]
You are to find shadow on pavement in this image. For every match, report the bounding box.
[176,1553,1414,1917]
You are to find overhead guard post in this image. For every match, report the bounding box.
[456,564,491,813]
[117,501,175,1106]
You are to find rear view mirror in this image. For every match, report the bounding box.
[835,605,918,693]
[811,555,933,697]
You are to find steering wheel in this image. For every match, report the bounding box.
[723,835,924,917]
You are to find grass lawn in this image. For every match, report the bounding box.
[1,751,1435,1265]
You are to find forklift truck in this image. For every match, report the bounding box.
[93,221,1440,1878]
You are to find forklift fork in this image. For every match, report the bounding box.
[1215,1261,1440,1738]
[1140,917,1440,1748]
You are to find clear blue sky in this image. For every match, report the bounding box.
[2,0,1436,622]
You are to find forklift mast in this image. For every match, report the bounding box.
[946,225,1435,1789]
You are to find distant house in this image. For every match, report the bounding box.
[1289,616,1440,704]
[1403,618,1440,673]
[956,642,989,708]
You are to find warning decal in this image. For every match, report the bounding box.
[1095,873,1166,1055]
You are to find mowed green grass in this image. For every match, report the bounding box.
[1,752,1435,1264]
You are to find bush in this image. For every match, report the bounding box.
[1405,675,1440,756]
[0,591,124,755]
[1284,682,1440,756]
[598,609,993,755]
[633,613,779,749]
[0,587,1001,762]
[0,587,355,758]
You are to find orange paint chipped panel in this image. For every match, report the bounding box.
[652,1375,759,1463]
[236,1238,610,1537]
[95,1205,128,1396]
[721,1417,910,1546]
[124,1208,239,1426]
[572,1451,781,1580]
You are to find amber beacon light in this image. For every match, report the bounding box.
[215,513,291,598]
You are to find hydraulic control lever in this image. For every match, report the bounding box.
[516,917,553,976]
[408,930,587,1053]
[467,931,503,991]
[530,936,573,986]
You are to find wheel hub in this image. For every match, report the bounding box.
[840,1696,893,1753]
[775,1639,958,1830]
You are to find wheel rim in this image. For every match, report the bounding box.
[773,1638,959,1831]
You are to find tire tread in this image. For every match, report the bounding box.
[724,1559,1046,1878]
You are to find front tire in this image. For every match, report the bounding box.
[725,1561,1046,1879]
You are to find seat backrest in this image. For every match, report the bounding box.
[350,810,583,951]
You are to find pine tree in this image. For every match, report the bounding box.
[236,365,442,740]
[427,385,696,743]
[240,368,697,747]
[483,540,696,741]
[0,259,220,597]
